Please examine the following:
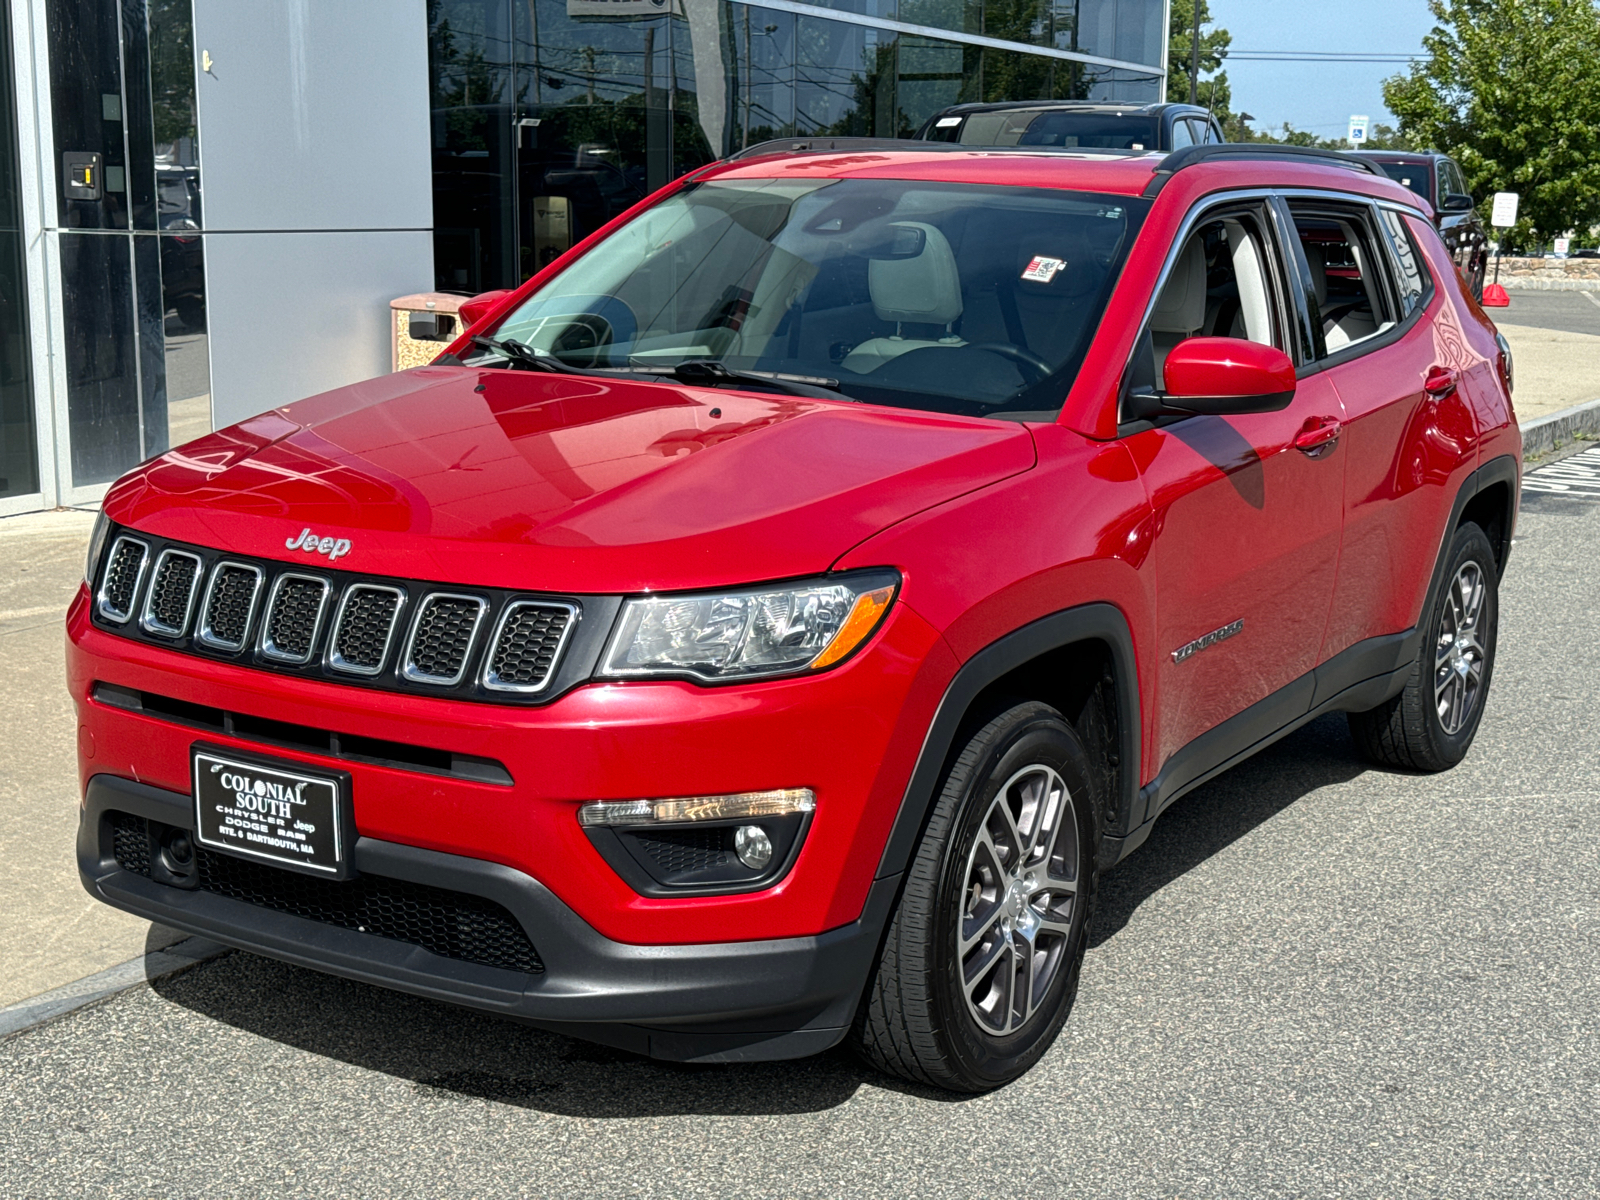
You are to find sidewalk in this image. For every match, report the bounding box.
[0,511,181,1008]
[1496,319,1600,422]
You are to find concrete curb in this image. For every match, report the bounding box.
[0,936,228,1040]
[1520,396,1600,458]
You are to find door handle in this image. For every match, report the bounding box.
[1294,416,1341,456]
[1424,365,1458,397]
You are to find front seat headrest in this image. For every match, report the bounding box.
[868,222,963,327]
[1150,237,1207,334]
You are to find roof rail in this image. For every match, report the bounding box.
[1143,143,1387,197]
[728,136,965,161]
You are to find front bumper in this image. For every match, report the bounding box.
[80,773,899,1062]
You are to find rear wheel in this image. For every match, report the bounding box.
[1349,522,1499,771]
[851,702,1097,1092]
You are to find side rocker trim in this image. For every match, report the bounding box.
[874,602,1142,881]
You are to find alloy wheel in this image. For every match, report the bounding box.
[957,764,1079,1035]
[1435,560,1487,735]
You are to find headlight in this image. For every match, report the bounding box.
[599,570,898,682]
[84,511,111,586]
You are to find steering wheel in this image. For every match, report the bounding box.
[966,343,1055,382]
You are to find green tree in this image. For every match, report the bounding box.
[1383,0,1600,243]
[1167,0,1232,115]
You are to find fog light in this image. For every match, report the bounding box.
[577,788,814,827]
[734,824,773,870]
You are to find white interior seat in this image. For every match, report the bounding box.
[841,223,967,374]
[1149,236,1207,387]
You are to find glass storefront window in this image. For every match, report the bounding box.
[1,0,41,500]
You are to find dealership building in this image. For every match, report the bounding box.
[0,0,1168,513]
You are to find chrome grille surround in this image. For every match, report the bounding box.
[139,548,205,637]
[259,573,332,665]
[96,536,150,624]
[402,593,487,686]
[196,561,265,651]
[483,601,579,694]
[326,584,406,677]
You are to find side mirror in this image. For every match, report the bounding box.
[459,288,514,330]
[1159,337,1297,415]
[1441,192,1475,213]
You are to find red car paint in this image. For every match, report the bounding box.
[72,149,1519,983]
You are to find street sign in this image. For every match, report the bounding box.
[1491,192,1520,228]
[1554,237,1571,256]
[1348,114,1369,144]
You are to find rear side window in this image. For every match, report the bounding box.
[1200,120,1223,145]
[1287,203,1399,357]
[1377,208,1433,316]
[1170,119,1195,149]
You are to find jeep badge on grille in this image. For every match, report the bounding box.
[285,527,353,561]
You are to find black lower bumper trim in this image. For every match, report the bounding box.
[79,774,897,1062]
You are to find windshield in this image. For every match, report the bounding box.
[926,110,1160,151]
[486,178,1147,419]
[1376,161,1433,202]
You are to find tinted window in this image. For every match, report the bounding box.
[1377,161,1432,203]
[1200,119,1223,145]
[951,109,1160,151]
[1169,119,1194,149]
[490,179,1149,419]
[1440,159,1470,200]
[1378,209,1432,316]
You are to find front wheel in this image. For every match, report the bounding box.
[1349,522,1499,771]
[851,702,1097,1092]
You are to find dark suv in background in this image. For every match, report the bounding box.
[1354,151,1488,300]
[917,101,1223,153]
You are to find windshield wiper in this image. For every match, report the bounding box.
[469,334,584,374]
[640,359,851,400]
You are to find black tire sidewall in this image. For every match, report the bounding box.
[928,709,1097,1087]
[1420,523,1499,764]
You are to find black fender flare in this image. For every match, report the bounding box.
[873,602,1143,884]
[1428,452,1520,600]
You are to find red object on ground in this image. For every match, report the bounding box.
[1482,282,1510,307]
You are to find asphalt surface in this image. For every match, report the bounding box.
[4,470,1599,1198]
[1497,287,1600,336]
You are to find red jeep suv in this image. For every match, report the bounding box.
[72,141,1519,1092]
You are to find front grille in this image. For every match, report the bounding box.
[86,525,591,705]
[262,575,330,664]
[198,563,262,650]
[98,537,149,623]
[635,827,732,875]
[404,595,485,685]
[108,812,542,973]
[485,602,575,692]
[141,549,203,636]
[109,811,151,876]
[329,585,404,675]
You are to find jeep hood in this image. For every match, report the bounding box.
[104,366,1036,593]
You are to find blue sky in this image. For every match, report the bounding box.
[1209,0,1438,136]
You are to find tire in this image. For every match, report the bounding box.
[1349,522,1499,771]
[851,701,1098,1092]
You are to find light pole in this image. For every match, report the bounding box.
[1189,2,1200,106]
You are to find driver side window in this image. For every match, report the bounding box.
[1135,207,1285,398]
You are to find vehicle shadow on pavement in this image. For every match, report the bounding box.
[145,714,1371,1118]
[1090,713,1370,949]
[147,937,948,1116]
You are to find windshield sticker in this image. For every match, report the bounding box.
[935,116,962,127]
[1021,256,1067,284]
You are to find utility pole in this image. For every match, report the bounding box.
[1189,1,1200,105]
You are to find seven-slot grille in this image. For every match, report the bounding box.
[484,602,575,692]
[97,536,150,623]
[403,595,486,685]
[90,529,583,702]
[198,562,263,651]
[140,549,204,636]
[329,585,404,675]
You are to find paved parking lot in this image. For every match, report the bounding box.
[2,465,1597,1197]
